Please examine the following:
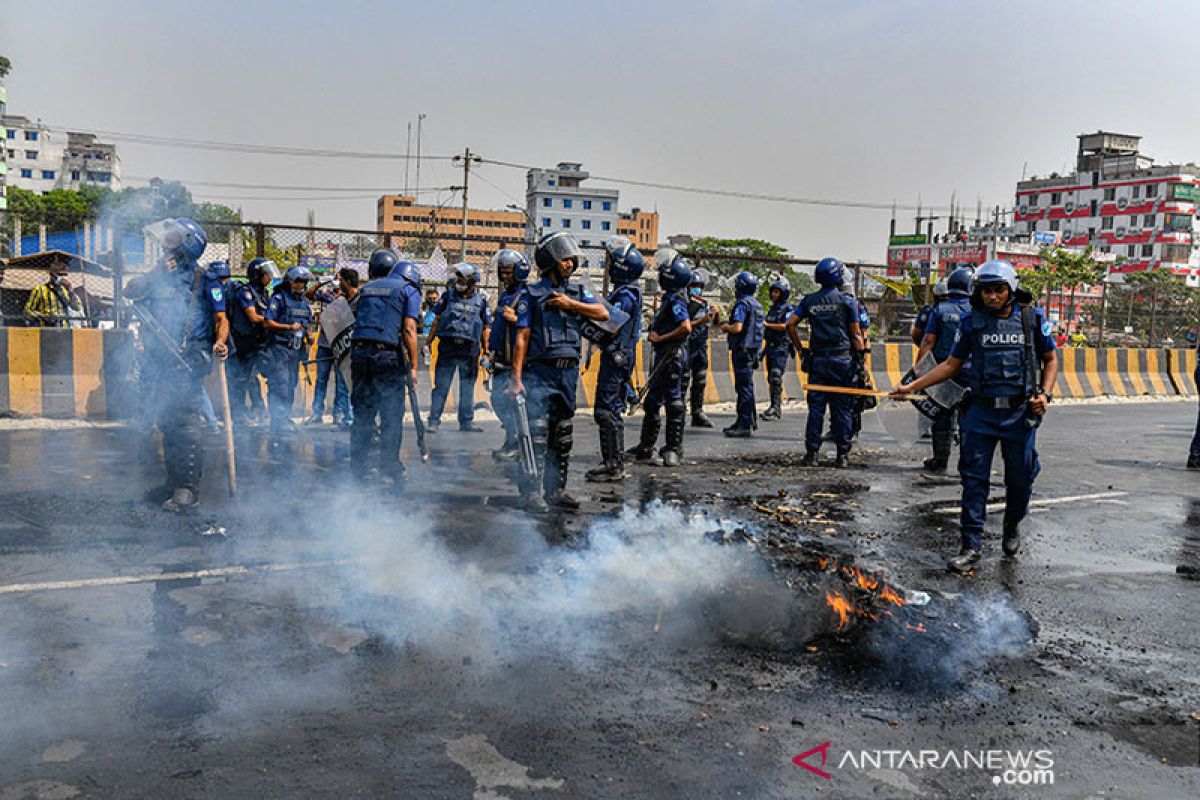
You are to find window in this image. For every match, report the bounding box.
[1162,243,1190,262]
[1132,185,1141,198]
[562,218,571,228]
[1051,192,1062,204]
[581,240,590,247]
[19,168,32,178]
[1089,200,1098,216]
[71,170,80,180]
[25,131,38,141]
[1145,183,1157,197]
[4,130,13,139]
[1102,216,1113,229]
[601,221,611,231]
[41,170,54,180]
[1142,244,1154,257]
[1144,214,1155,226]
[563,199,572,208]
[6,149,14,158]
[1103,187,1116,200]
[1049,219,1060,232]
[581,220,591,229]
[548,178,556,186]
[602,201,612,211]
[541,217,551,227]
[25,150,38,160]
[542,198,551,207]
[583,200,592,210]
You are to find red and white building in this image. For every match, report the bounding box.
[1013,132,1199,279]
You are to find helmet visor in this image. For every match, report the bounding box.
[541,234,582,267]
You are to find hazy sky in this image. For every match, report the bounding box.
[6,0,1200,261]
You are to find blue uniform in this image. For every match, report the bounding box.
[594,283,642,423]
[349,274,422,477]
[913,303,933,345]
[127,262,224,493]
[949,303,1055,551]
[429,288,491,428]
[227,280,269,426]
[791,287,859,454]
[729,295,765,429]
[263,288,314,436]
[633,289,691,458]
[1191,338,1200,463]
[489,285,526,446]
[516,277,600,496]
[310,287,352,425]
[680,294,714,416]
[762,300,794,413]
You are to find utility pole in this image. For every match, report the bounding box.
[414,113,426,201]
[990,205,1001,260]
[404,122,412,196]
[454,147,482,262]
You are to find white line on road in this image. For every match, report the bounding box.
[933,490,1128,516]
[0,559,358,595]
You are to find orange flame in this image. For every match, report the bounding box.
[825,591,853,631]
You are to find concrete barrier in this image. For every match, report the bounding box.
[1168,348,1197,396]
[0,327,131,419]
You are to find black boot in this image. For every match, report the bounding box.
[833,452,850,469]
[520,419,549,513]
[1188,454,1200,470]
[922,431,953,472]
[690,373,712,427]
[761,370,783,420]
[691,410,714,428]
[1002,520,1021,556]
[586,422,627,482]
[662,401,686,467]
[800,449,820,467]
[545,420,580,510]
[628,412,660,461]
[947,547,981,574]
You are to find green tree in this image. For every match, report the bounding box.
[686,237,790,280]
[0,55,11,79]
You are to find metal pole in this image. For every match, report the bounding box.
[414,113,425,202]
[404,122,412,196]
[1096,279,1108,347]
[255,223,266,258]
[460,146,471,263]
[113,231,125,328]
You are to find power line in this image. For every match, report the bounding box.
[126,175,454,194]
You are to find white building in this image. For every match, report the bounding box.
[1013,132,1198,278]
[0,85,7,210]
[2,115,121,194]
[525,162,619,250]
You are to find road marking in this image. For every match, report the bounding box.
[933,490,1128,516]
[0,559,357,595]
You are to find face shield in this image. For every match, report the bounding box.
[604,235,633,262]
[653,248,679,269]
[542,234,583,275]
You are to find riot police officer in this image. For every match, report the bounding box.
[350,249,423,481]
[628,253,692,466]
[760,276,794,421]
[718,271,765,437]
[125,218,228,512]
[488,250,531,461]
[587,237,643,482]
[681,269,719,428]
[262,266,314,440]
[912,279,947,345]
[916,267,973,472]
[427,263,491,433]
[896,261,1057,573]
[841,278,874,441]
[786,257,864,468]
[511,232,609,512]
[227,258,277,428]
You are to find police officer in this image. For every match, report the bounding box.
[786,257,864,468]
[841,278,874,440]
[628,254,692,465]
[915,267,973,472]
[227,258,277,428]
[511,232,608,512]
[896,261,1057,573]
[350,249,423,481]
[680,269,719,428]
[305,268,360,428]
[716,271,765,437]
[262,266,314,440]
[912,280,947,345]
[125,218,228,512]
[1190,327,1200,469]
[586,237,643,482]
[427,263,491,433]
[488,249,531,461]
[760,276,794,421]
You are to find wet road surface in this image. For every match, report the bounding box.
[0,400,1198,798]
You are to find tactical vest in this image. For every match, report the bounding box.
[931,297,970,362]
[687,296,712,343]
[145,265,214,349]
[489,286,524,362]
[229,281,269,347]
[608,283,642,352]
[526,280,586,361]
[438,289,486,342]
[729,296,764,351]
[353,277,413,347]
[268,290,313,347]
[967,306,1031,399]
[763,302,793,350]
[803,288,852,353]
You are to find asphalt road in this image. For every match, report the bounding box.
[0,398,1198,799]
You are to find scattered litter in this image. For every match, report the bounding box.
[200,525,228,538]
[903,590,931,607]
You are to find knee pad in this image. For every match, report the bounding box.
[593,407,617,431]
[550,419,574,452]
[666,399,686,420]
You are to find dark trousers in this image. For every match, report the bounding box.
[1191,367,1200,459]
[263,345,301,435]
[595,350,634,419]
[312,344,352,422]
[525,360,580,495]
[804,353,856,453]
[958,403,1040,551]
[492,367,515,442]
[732,348,757,428]
[643,345,684,414]
[146,355,207,491]
[429,338,479,425]
[350,347,407,476]
[227,347,264,426]
[679,340,709,413]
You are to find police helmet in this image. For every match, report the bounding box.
[733,271,759,297]
[285,266,313,285]
[491,249,531,284]
[368,248,400,279]
[247,257,280,283]
[163,217,208,263]
[814,257,844,288]
[604,236,645,285]
[933,278,949,299]
[769,276,791,303]
[207,260,231,280]
[971,259,1032,307]
[389,260,421,289]
[946,267,973,296]
[534,231,583,276]
[689,268,710,288]
[657,254,693,291]
[452,262,480,285]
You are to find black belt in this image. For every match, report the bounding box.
[353,341,399,352]
[812,349,851,357]
[533,357,579,369]
[971,396,1026,409]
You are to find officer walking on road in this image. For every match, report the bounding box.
[125,218,228,512]
[1191,329,1200,469]
[586,237,643,482]
[488,249,531,462]
[510,232,609,512]
[262,267,314,443]
[896,260,1058,573]
[915,267,973,472]
[427,263,491,433]
[349,250,422,482]
[841,278,874,441]
[760,276,794,421]
[718,271,765,437]
[628,253,692,466]
[305,268,360,429]
[681,269,719,428]
[786,257,863,468]
[226,258,277,428]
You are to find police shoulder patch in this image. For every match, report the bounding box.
[582,290,594,300]
[1041,321,1052,337]
[517,300,529,314]
[210,287,223,302]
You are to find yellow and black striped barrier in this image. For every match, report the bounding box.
[0,328,130,418]
[1168,348,1197,396]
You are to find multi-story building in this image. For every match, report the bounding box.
[525,162,619,249]
[1,115,121,194]
[617,207,659,252]
[1013,132,1198,277]
[0,83,7,211]
[375,194,526,261]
